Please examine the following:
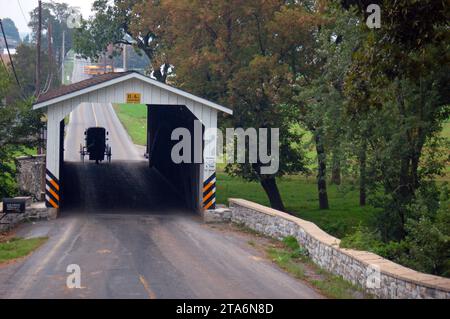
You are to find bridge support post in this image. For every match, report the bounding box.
[45,108,62,210]
[202,118,218,211]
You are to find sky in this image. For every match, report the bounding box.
[0,0,96,36]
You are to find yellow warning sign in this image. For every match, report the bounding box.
[126,93,141,104]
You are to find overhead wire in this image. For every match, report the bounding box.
[17,0,29,25]
[0,18,25,95]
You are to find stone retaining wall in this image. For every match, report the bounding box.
[15,155,46,201]
[221,198,450,299]
[0,198,49,233]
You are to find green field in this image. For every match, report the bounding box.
[216,172,377,238]
[113,103,148,145]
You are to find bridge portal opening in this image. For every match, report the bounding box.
[59,102,203,214]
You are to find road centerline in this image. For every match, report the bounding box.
[139,275,157,299]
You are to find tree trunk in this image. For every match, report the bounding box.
[411,131,425,191]
[260,176,285,212]
[330,151,341,185]
[396,156,414,239]
[359,141,367,206]
[314,132,329,209]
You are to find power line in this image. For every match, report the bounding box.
[35,0,42,96]
[0,18,23,92]
[17,0,29,25]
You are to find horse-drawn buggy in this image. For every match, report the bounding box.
[80,127,112,164]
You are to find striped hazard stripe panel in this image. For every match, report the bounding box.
[45,169,60,209]
[202,173,216,210]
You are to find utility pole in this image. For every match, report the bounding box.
[123,44,128,72]
[103,52,107,74]
[61,30,65,84]
[48,20,53,83]
[35,0,42,95]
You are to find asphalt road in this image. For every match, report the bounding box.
[0,58,323,299]
[64,102,144,162]
[0,214,324,299]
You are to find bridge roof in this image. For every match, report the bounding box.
[33,71,232,115]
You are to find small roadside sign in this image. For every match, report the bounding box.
[2,198,26,214]
[126,93,141,104]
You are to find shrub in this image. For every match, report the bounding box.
[340,225,384,253]
[401,192,450,277]
[282,236,308,258]
[341,184,450,278]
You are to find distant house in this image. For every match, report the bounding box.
[0,36,20,50]
[3,48,17,55]
[1,48,16,65]
[1,53,10,65]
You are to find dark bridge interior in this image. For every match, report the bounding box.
[148,105,203,212]
[62,161,185,214]
[61,104,203,214]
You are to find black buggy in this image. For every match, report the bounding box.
[80,127,112,164]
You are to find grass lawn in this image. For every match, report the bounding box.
[113,103,148,145]
[216,172,377,238]
[0,237,48,264]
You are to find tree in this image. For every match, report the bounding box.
[227,55,308,211]
[402,188,450,276]
[11,43,59,97]
[0,18,21,47]
[0,66,44,198]
[268,2,333,209]
[73,0,167,82]
[160,0,309,211]
[303,4,366,204]
[160,0,252,102]
[28,2,79,67]
[344,0,450,240]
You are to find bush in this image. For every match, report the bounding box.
[282,236,308,258]
[341,184,450,278]
[401,191,450,277]
[340,225,384,253]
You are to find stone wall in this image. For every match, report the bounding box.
[0,198,49,233]
[224,198,450,299]
[15,155,46,201]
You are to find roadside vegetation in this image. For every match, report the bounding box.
[216,172,378,238]
[0,237,48,264]
[267,236,371,299]
[231,225,371,299]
